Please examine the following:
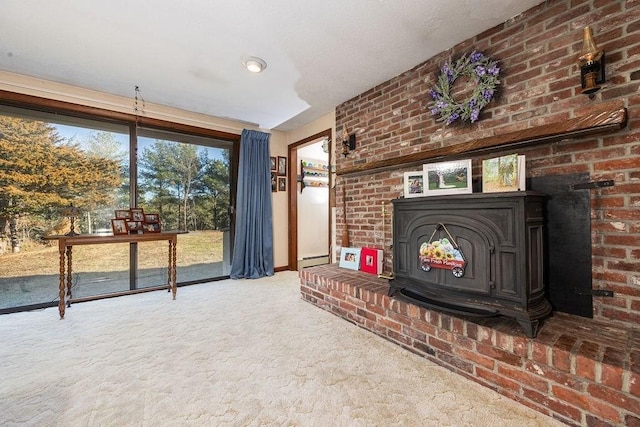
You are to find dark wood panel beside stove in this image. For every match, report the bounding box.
[389,192,552,337]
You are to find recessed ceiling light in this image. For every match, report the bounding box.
[242,56,267,73]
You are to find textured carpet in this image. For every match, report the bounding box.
[0,271,564,426]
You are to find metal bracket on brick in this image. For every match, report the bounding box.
[571,180,615,190]
[573,288,614,297]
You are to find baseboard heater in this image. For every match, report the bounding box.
[302,255,329,260]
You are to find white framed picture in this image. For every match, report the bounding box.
[339,247,362,270]
[403,171,425,198]
[423,159,473,196]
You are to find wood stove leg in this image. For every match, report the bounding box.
[518,318,539,338]
[388,283,401,297]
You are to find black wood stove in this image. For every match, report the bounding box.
[389,192,552,337]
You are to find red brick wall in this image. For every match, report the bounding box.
[335,0,640,330]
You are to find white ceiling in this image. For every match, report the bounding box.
[0,0,543,131]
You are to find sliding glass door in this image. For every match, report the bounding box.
[136,128,232,287]
[0,105,234,313]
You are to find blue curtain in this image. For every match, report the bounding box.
[230,129,274,279]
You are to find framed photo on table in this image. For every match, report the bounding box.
[111,219,128,235]
[130,208,145,222]
[114,209,131,220]
[144,213,160,223]
[126,220,143,233]
[144,222,161,233]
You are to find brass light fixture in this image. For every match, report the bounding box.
[579,26,605,98]
[321,137,330,154]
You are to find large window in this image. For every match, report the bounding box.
[0,102,235,313]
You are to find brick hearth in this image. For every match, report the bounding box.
[299,265,640,426]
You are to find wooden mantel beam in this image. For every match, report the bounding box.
[337,106,627,178]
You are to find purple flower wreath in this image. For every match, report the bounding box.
[428,51,500,125]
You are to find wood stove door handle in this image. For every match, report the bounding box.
[489,245,495,291]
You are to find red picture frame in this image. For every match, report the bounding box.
[360,247,383,275]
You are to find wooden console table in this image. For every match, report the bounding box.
[44,232,184,319]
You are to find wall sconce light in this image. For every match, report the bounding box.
[579,26,605,99]
[321,137,330,154]
[62,204,80,236]
[341,125,356,157]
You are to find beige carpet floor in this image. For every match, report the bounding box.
[0,271,564,426]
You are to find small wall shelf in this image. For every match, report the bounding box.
[300,160,329,193]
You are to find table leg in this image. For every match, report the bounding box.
[167,241,172,293]
[58,246,66,319]
[171,239,177,300]
[66,246,73,301]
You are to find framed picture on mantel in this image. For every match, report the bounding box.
[404,171,425,198]
[423,159,473,196]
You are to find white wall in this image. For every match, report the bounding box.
[286,111,336,150]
